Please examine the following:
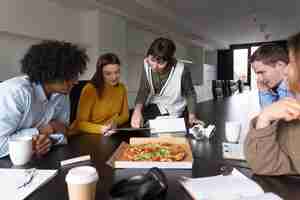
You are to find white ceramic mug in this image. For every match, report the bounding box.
[8,136,33,166]
[225,121,241,143]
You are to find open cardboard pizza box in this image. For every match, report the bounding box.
[109,137,193,169]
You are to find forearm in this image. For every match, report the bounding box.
[76,121,105,134]
[244,117,296,175]
[49,120,68,135]
[135,69,150,105]
[186,95,196,114]
[133,103,143,113]
[181,67,197,113]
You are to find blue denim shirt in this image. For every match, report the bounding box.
[0,76,69,158]
[259,81,293,108]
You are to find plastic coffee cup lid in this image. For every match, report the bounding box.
[66,166,99,184]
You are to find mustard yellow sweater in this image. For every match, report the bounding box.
[71,82,129,134]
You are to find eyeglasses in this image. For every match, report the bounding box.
[17,168,36,189]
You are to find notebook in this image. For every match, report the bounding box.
[0,168,58,200]
[179,168,282,200]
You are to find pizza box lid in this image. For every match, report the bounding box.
[107,137,193,169]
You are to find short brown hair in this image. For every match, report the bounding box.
[146,37,176,66]
[250,44,288,66]
[288,32,300,93]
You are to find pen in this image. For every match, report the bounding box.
[18,168,36,189]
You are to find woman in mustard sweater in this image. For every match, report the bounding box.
[71,53,129,135]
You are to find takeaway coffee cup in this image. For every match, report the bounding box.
[66,166,99,200]
[225,121,241,143]
[8,136,33,166]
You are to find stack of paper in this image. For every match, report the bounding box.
[149,117,186,136]
[180,168,282,200]
[0,168,57,200]
[241,193,282,200]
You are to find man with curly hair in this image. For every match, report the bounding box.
[0,40,88,158]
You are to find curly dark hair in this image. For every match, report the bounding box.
[21,40,89,83]
[91,53,121,97]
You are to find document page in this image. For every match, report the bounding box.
[180,168,264,200]
[0,168,57,200]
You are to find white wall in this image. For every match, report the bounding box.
[0,1,217,105]
[0,0,81,42]
[195,64,217,102]
[194,50,217,102]
[0,33,40,80]
[79,10,100,80]
[0,0,101,81]
[98,11,128,84]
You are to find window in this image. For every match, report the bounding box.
[233,49,248,82]
[250,46,260,89]
[251,46,259,54]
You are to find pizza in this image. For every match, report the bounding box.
[122,143,186,162]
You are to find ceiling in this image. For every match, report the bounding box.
[51,0,300,49]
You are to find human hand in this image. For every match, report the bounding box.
[188,113,205,128]
[32,134,52,156]
[102,122,117,136]
[38,124,54,136]
[131,110,143,128]
[49,120,67,134]
[256,98,300,129]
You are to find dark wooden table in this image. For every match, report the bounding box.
[1,92,300,200]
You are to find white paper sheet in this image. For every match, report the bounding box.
[240,193,282,200]
[0,168,57,200]
[149,117,186,134]
[180,168,265,200]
